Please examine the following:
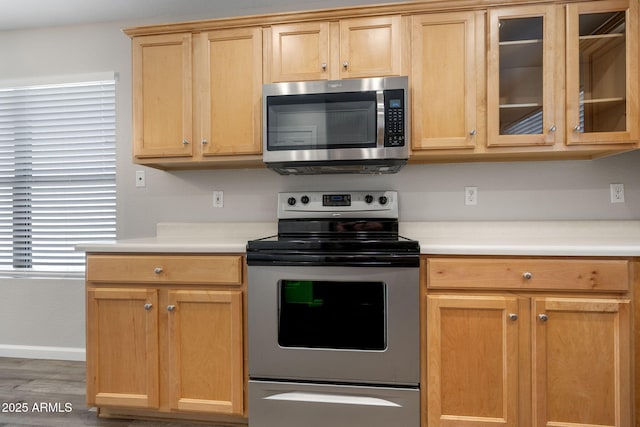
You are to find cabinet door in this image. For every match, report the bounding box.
[339,16,402,79]
[132,33,193,158]
[167,290,244,416]
[86,288,159,409]
[426,295,523,426]
[566,0,638,145]
[487,5,559,147]
[411,11,480,150]
[199,28,262,156]
[533,297,631,427]
[269,22,329,82]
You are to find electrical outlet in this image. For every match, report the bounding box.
[213,191,224,208]
[465,186,478,206]
[135,170,146,188]
[610,183,625,203]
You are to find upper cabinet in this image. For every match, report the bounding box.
[487,5,560,147]
[486,0,638,150]
[126,0,640,169]
[197,28,263,157]
[130,28,263,168]
[565,0,638,145]
[132,33,193,158]
[266,16,405,82]
[411,11,482,151]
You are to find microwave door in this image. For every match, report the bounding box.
[266,91,378,153]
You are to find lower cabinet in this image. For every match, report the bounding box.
[423,257,633,427]
[85,254,245,422]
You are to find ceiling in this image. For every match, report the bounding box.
[0,0,407,31]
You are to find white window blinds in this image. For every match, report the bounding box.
[0,78,116,273]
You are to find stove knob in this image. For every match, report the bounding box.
[301,195,310,204]
[287,197,297,206]
[379,196,388,205]
[364,194,374,204]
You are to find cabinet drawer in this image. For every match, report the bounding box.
[427,257,630,292]
[87,255,243,285]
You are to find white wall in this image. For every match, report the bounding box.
[1,1,639,359]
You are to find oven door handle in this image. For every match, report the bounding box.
[264,391,401,407]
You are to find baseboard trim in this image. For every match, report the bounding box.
[0,344,86,361]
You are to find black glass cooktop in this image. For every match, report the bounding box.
[246,219,419,267]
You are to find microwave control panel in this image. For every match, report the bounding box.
[384,89,405,147]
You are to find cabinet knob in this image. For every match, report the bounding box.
[154,267,163,274]
[549,125,557,132]
[522,272,533,280]
[573,125,582,132]
[469,129,477,136]
[182,139,190,145]
[167,305,176,312]
[201,139,208,145]
[538,313,549,322]
[321,62,327,71]
[342,61,349,69]
[508,313,518,321]
[144,303,153,311]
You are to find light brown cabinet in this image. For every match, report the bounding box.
[130,28,263,168]
[486,0,637,149]
[86,254,245,422]
[411,11,482,151]
[126,0,640,168]
[132,33,193,159]
[423,256,633,427]
[266,16,405,82]
[565,0,638,145]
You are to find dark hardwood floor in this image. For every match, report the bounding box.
[0,357,221,427]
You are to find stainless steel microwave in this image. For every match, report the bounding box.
[262,76,409,175]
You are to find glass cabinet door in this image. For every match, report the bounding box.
[566,0,638,144]
[487,5,558,147]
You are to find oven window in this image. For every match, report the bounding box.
[266,91,377,150]
[278,280,386,350]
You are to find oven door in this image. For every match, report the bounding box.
[248,265,419,386]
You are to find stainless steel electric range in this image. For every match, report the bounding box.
[246,191,420,427]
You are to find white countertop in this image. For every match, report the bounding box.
[77,221,640,257]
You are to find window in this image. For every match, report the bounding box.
[0,77,116,273]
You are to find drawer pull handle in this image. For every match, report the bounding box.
[154,267,163,274]
[522,272,533,280]
[508,313,518,321]
[167,305,176,312]
[538,313,548,322]
[144,303,153,311]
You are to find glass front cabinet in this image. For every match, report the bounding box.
[566,0,638,145]
[487,0,637,148]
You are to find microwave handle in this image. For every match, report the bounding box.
[377,90,385,147]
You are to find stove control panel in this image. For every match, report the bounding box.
[278,191,398,219]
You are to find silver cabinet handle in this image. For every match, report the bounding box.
[522,272,533,280]
[321,62,327,71]
[538,313,548,322]
[549,125,557,132]
[154,267,163,274]
[342,61,349,69]
[182,139,190,145]
[469,129,477,136]
[508,313,518,321]
[167,305,176,312]
[144,303,153,311]
[573,125,582,132]
[201,139,208,145]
